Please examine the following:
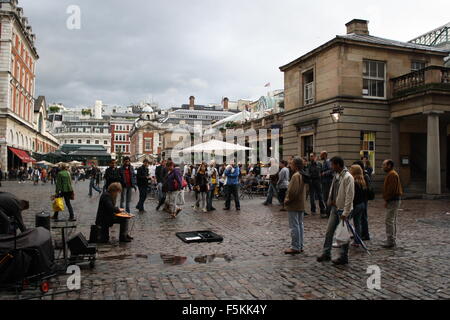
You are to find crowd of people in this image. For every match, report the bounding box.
[0,152,403,265]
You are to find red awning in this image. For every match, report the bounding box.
[8,147,36,163]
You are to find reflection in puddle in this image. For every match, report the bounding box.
[100,253,235,266]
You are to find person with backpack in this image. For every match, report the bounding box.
[307,153,326,216]
[165,160,183,218]
[104,159,121,191]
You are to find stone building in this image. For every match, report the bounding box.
[0,0,58,170]
[280,19,450,194]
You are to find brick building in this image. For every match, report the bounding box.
[0,0,58,171]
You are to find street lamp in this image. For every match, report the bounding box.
[330,105,344,123]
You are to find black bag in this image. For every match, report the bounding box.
[300,170,311,184]
[89,225,100,243]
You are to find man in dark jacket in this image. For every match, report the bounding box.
[320,151,333,219]
[0,192,29,234]
[155,160,168,211]
[104,160,121,191]
[307,153,326,215]
[119,157,136,214]
[136,159,150,213]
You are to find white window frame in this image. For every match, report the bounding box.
[302,68,315,106]
[362,60,386,99]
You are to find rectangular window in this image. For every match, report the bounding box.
[95,140,99,144]
[144,138,152,152]
[360,131,376,174]
[86,140,90,144]
[303,69,315,106]
[362,60,386,98]
[411,61,425,72]
[78,139,82,144]
[104,140,108,145]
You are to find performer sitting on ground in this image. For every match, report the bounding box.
[95,183,133,243]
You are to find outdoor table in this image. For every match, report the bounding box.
[51,221,77,265]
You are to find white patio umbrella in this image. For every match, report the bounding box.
[181,139,253,156]
[36,160,53,166]
[68,160,83,166]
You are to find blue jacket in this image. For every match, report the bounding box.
[225,166,240,185]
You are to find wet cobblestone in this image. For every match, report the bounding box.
[0,180,449,300]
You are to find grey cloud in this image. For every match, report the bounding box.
[20,0,450,108]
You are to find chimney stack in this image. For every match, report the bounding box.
[189,96,195,110]
[223,97,229,111]
[346,19,369,36]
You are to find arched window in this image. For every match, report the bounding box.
[15,133,19,146]
[9,130,13,144]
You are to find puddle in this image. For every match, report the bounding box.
[100,253,235,266]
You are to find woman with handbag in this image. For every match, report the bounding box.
[194,163,209,213]
[53,164,76,221]
[349,165,369,247]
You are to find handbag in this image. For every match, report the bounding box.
[70,191,75,200]
[52,197,65,212]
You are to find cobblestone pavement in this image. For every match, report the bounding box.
[1,180,449,300]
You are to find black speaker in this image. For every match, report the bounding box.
[35,212,51,231]
[67,233,97,255]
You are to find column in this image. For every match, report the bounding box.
[390,118,400,168]
[425,111,443,195]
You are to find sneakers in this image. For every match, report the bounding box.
[332,242,341,248]
[69,217,77,222]
[332,257,349,265]
[316,254,331,262]
[202,208,207,213]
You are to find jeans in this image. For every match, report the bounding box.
[167,191,181,214]
[386,200,401,245]
[207,184,216,210]
[309,180,326,213]
[264,183,278,205]
[288,211,304,251]
[196,192,207,210]
[156,182,166,209]
[89,178,101,196]
[278,188,287,206]
[350,202,365,244]
[120,187,133,213]
[54,192,75,219]
[224,184,240,209]
[136,185,148,211]
[361,201,370,240]
[322,207,349,260]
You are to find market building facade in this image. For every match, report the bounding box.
[0,1,58,171]
[280,19,450,194]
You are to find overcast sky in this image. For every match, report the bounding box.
[20,0,450,108]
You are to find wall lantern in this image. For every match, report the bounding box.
[330,105,344,123]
